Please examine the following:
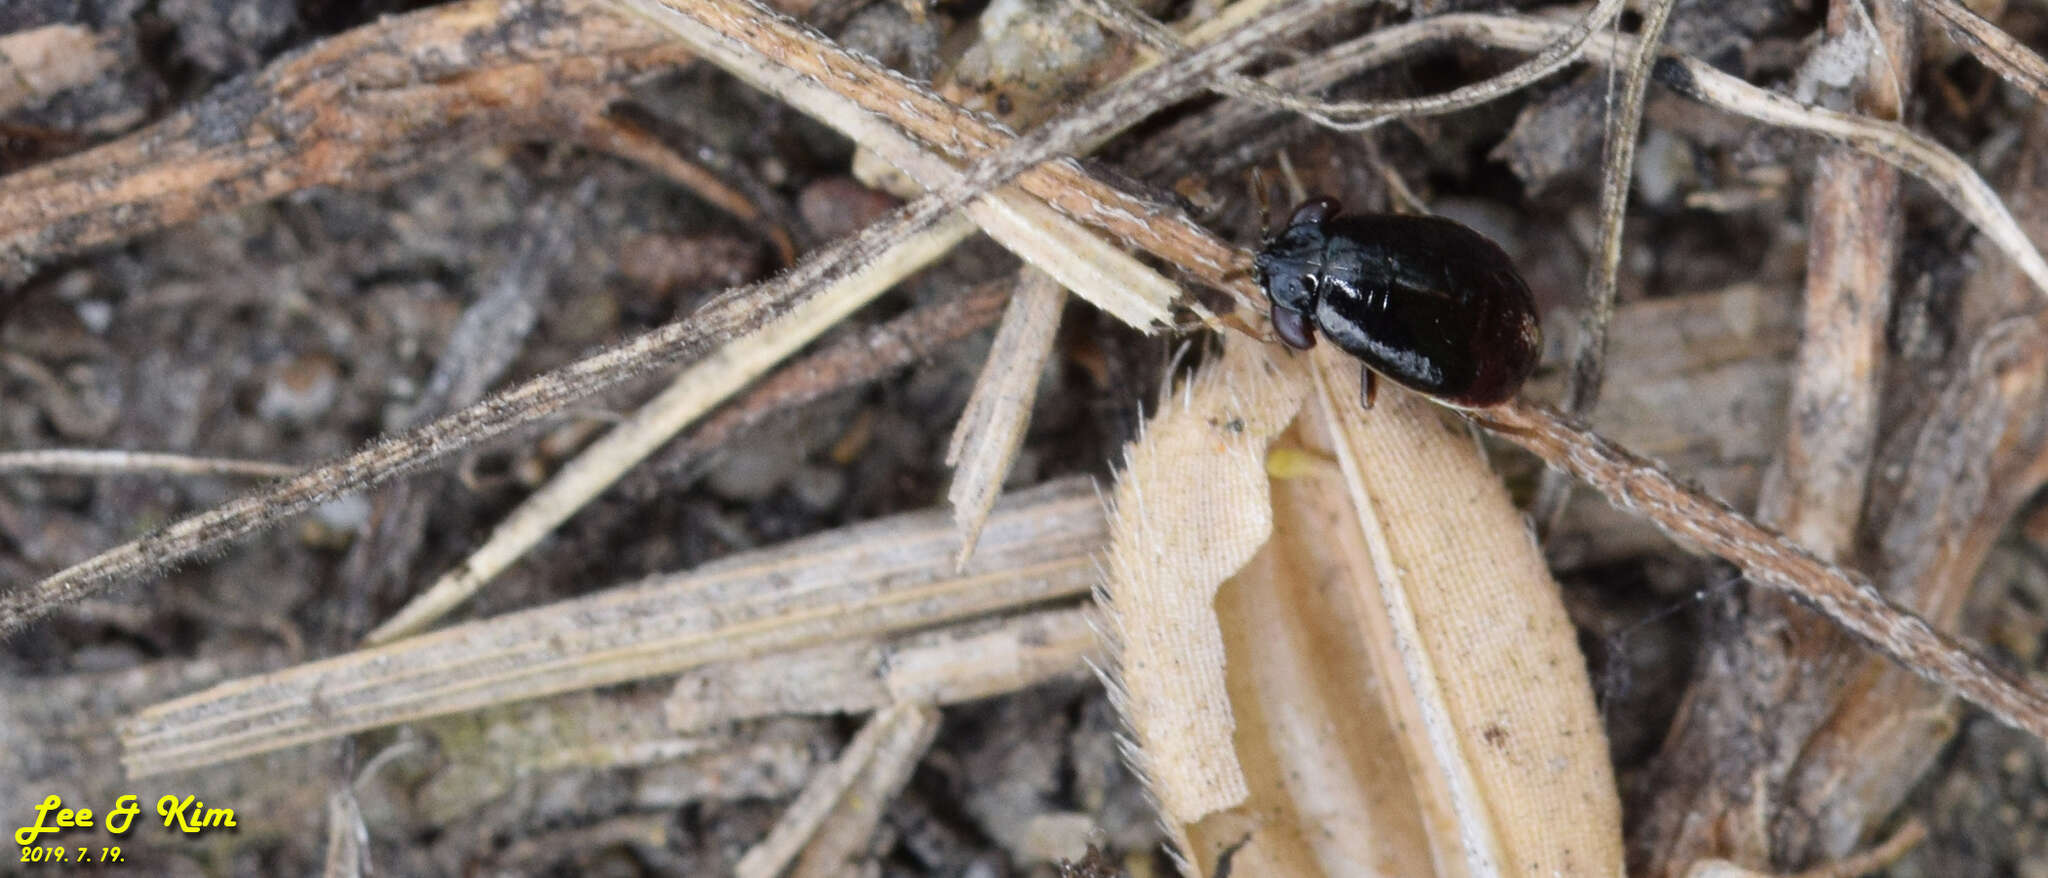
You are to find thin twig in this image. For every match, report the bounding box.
[1530,0,1680,531]
[0,449,298,479]
[618,0,1186,329]
[1787,817,1927,878]
[572,111,799,264]
[1076,0,1628,131]
[337,188,580,640]
[1476,400,2048,742]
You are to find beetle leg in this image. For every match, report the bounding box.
[1359,365,1377,410]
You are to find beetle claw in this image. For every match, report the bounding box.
[1360,365,1377,410]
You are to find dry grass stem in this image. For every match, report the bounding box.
[1496,14,2048,299]
[734,703,941,878]
[0,449,298,479]
[663,607,1096,732]
[1637,109,2048,873]
[624,283,1015,488]
[364,212,976,643]
[1480,401,2048,741]
[616,0,1182,331]
[8,189,964,635]
[619,0,1341,314]
[947,269,1067,567]
[1917,0,2048,103]
[786,703,941,878]
[119,478,1104,776]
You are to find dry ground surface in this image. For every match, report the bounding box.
[5,0,2048,875]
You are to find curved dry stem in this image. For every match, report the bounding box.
[1076,0,1628,132]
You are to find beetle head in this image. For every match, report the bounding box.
[1253,200,1337,313]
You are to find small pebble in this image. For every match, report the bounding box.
[789,464,847,512]
[707,433,804,502]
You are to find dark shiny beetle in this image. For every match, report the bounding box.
[1253,197,1542,409]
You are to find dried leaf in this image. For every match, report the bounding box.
[1307,348,1622,876]
[1099,335,1309,825]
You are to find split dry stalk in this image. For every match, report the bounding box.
[619,0,1186,330]
[739,702,941,878]
[733,703,920,878]
[369,0,1329,641]
[619,0,1308,312]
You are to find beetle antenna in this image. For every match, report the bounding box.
[1251,167,1271,240]
[1275,150,1308,206]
